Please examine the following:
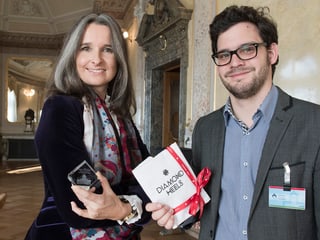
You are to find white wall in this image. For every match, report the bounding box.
[214,0,320,107]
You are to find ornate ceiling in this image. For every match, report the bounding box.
[1,0,137,82]
[0,0,135,35]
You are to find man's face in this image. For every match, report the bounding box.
[216,22,277,99]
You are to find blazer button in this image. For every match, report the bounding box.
[210,230,213,238]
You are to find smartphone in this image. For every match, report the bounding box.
[67,160,101,190]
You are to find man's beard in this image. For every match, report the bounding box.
[220,58,270,99]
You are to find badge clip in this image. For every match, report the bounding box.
[283,162,291,191]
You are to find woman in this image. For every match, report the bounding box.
[25,13,150,240]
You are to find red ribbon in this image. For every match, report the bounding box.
[166,146,211,218]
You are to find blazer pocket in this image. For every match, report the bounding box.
[267,161,305,187]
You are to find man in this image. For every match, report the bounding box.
[146,5,320,240]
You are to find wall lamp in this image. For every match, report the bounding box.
[23,88,35,97]
[122,30,132,42]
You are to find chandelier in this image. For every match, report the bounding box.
[23,88,35,97]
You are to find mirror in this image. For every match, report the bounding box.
[6,57,53,123]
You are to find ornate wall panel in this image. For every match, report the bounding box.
[136,0,192,153]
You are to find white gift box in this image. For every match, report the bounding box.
[132,142,211,228]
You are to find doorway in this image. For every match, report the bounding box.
[162,65,180,147]
[136,2,191,153]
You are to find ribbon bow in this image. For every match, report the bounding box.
[166,146,211,218]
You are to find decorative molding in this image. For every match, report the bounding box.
[136,0,192,46]
[0,31,64,49]
[11,0,42,17]
[93,0,132,18]
[93,0,137,29]
[1,0,135,35]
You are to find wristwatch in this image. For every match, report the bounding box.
[119,197,138,222]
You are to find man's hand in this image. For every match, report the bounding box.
[145,202,175,229]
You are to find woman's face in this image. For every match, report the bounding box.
[76,23,117,98]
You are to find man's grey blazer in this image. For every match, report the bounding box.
[191,87,320,240]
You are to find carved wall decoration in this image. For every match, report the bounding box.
[0,31,64,49]
[158,35,167,51]
[136,0,192,153]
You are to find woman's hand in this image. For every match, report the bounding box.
[70,171,131,221]
[145,202,175,229]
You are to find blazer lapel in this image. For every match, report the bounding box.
[207,110,226,231]
[249,88,294,218]
[211,113,225,197]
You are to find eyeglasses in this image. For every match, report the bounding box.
[211,42,267,66]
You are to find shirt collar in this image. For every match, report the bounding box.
[258,85,278,123]
[223,85,278,126]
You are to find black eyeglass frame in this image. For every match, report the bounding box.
[211,42,267,66]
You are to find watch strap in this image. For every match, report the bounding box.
[119,196,138,222]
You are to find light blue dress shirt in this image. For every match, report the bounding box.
[214,85,278,240]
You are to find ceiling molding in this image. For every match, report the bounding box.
[0,0,136,49]
[0,31,64,49]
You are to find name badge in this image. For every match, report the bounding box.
[269,186,306,210]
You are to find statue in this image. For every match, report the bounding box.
[24,108,35,132]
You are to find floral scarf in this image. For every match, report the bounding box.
[70,94,143,240]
